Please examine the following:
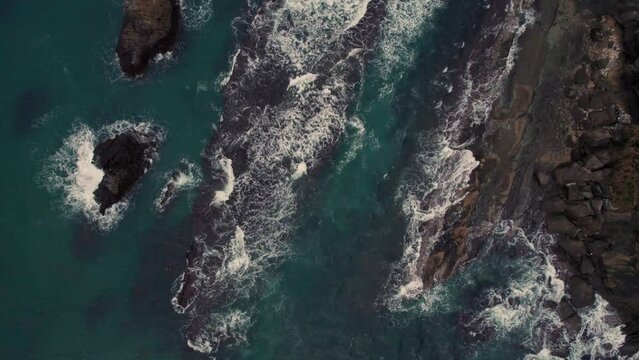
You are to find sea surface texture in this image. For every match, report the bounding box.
[0,0,632,359]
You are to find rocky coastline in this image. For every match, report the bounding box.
[410,0,639,355]
[116,0,181,77]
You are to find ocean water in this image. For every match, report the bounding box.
[0,0,627,359]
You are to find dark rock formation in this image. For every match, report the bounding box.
[116,0,180,77]
[93,131,160,213]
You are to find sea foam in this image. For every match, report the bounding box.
[44,121,163,230]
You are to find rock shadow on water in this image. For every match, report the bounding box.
[126,219,203,359]
[13,88,51,134]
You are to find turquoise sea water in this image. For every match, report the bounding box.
[0,1,610,359]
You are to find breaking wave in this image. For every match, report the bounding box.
[468,221,627,359]
[43,121,164,231]
[375,0,443,80]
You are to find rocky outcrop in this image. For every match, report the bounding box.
[93,131,160,213]
[116,0,180,77]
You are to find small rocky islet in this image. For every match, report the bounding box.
[116,0,181,77]
[92,129,161,214]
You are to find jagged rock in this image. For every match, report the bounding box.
[591,168,612,182]
[593,149,611,167]
[592,181,611,198]
[572,215,603,232]
[116,0,180,77]
[564,86,579,98]
[548,215,579,234]
[592,58,610,71]
[602,250,634,273]
[589,110,615,127]
[571,106,587,122]
[591,91,613,108]
[582,129,612,148]
[93,131,159,213]
[588,240,610,256]
[567,183,586,201]
[554,163,592,185]
[557,238,587,257]
[569,276,595,308]
[578,96,591,110]
[574,68,590,86]
[543,197,566,213]
[591,198,604,216]
[565,201,595,219]
[580,257,595,274]
[604,212,633,222]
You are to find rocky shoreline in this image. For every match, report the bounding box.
[116,0,181,77]
[410,0,639,355]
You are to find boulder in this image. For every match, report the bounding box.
[116,0,180,77]
[592,58,610,71]
[567,183,586,201]
[554,163,592,185]
[571,106,587,122]
[569,276,595,308]
[543,197,566,213]
[588,240,610,256]
[557,299,576,320]
[548,215,578,234]
[93,131,159,213]
[571,216,603,232]
[565,201,595,219]
[582,129,612,148]
[557,238,587,257]
[574,68,590,86]
[564,314,582,337]
[589,110,615,127]
[535,170,551,187]
[579,257,595,274]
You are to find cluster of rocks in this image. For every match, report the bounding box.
[116,0,181,77]
[535,8,639,354]
[93,130,161,213]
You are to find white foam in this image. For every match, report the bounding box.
[375,0,444,79]
[291,162,308,180]
[211,157,235,205]
[220,226,251,277]
[179,0,214,30]
[154,51,174,63]
[176,0,391,352]
[346,0,371,30]
[287,73,317,93]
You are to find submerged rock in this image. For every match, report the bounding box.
[116,0,180,77]
[93,131,160,213]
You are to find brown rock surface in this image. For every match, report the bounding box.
[116,0,180,77]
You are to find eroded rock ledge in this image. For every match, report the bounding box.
[116,0,181,77]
